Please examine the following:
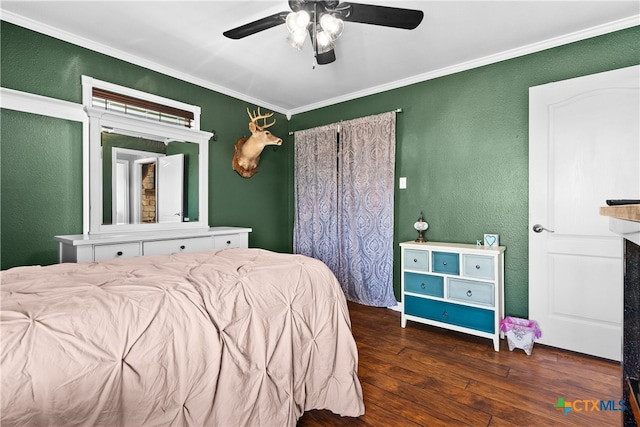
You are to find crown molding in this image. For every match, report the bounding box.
[286,14,640,116]
[0,10,288,116]
[2,9,637,118]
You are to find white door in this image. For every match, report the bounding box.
[529,65,639,361]
[157,154,184,223]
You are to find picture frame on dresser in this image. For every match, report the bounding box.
[400,241,506,351]
[484,233,499,248]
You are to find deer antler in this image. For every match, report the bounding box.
[246,107,276,130]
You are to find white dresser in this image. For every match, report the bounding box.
[55,227,252,263]
[400,241,505,351]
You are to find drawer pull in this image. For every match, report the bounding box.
[420,283,426,289]
[442,310,448,319]
[180,245,186,250]
[413,258,418,263]
[476,264,481,269]
[226,240,231,245]
[466,290,473,297]
[116,251,123,256]
[442,261,447,266]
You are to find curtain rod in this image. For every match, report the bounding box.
[288,108,402,135]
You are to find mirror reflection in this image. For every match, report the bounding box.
[101,132,199,226]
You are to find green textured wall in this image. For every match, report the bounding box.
[290,26,640,317]
[1,110,83,267]
[0,21,293,270]
[1,20,638,317]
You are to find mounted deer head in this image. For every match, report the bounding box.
[232,107,282,178]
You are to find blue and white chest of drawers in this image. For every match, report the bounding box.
[400,241,506,351]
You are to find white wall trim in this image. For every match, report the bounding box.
[0,87,86,122]
[2,9,638,117]
[288,14,640,115]
[388,301,403,312]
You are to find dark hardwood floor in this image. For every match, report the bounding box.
[298,301,623,427]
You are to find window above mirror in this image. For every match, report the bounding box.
[82,76,212,235]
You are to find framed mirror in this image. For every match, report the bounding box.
[83,77,212,235]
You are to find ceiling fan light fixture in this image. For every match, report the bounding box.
[224,1,425,66]
[319,13,344,40]
[286,10,311,34]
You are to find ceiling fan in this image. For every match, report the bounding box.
[223,0,424,65]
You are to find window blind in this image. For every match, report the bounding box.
[92,88,194,128]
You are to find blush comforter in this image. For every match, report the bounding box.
[1,248,364,426]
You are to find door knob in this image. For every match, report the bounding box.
[533,224,555,233]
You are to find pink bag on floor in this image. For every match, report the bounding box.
[499,317,542,355]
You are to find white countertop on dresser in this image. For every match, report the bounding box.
[55,226,253,246]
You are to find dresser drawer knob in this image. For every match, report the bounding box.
[442,310,448,319]
[226,240,232,245]
[180,245,186,250]
[116,251,123,256]
[476,264,481,269]
[466,290,473,297]
[442,261,447,266]
[413,258,418,263]
[420,283,426,289]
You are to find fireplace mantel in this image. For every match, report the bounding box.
[601,204,640,246]
[600,204,640,222]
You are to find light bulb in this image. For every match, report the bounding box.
[286,11,310,34]
[316,30,335,53]
[287,30,307,51]
[319,13,344,40]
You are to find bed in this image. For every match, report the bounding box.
[1,248,365,426]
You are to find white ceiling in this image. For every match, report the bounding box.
[2,1,638,116]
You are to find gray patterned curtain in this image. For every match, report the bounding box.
[337,112,396,306]
[293,112,396,307]
[293,124,340,273]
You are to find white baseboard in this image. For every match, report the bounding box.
[388,301,403,312]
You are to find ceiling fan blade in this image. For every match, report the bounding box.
[223,12,289,39]
[339,3,424,30]
[316,49,336,65]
